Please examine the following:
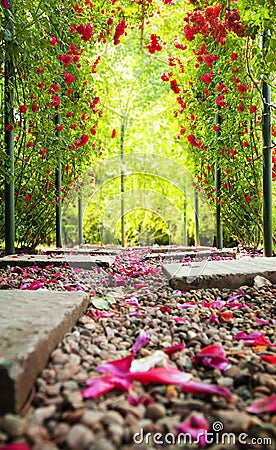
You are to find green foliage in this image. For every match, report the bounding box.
[161,1,275,246]
[0,0,159,247]
[0,0,275,249]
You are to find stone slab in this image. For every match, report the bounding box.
[44,245,216,255]
[0,290,89,415]
[162,257,276,290]
[145,248,236,260]
[45,246,123,256]
[144,245,216,254]
[0,254,114,269]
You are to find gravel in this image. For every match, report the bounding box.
[0,248,275,450]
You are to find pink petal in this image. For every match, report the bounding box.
[129,311,145,316]
[228,301,251,309]
[88,310,116,319]
[177,413,209,447]
[192,345,230,371]
[218,312,233,320]
[260,355,276,365]
[160,306,172,313]
[177,301,197,309]
[124,300,141,309]
[234,332,276,347]
[97,353,134,377]
[247,394,276,414]
[171,317,188,323]
[0,445,30,450]
[234,331,262,341]
[211,300,226,309]
[181,380,232,399]
[172,290,182,296]
[210,313,220,324]
[134,283,147,289]
[82,375,132,398]
[128,364,191,385]
[132,330,150,353]
[227,290,244,302]
[202,300,211,308]
[127,393,155,406]
[163,343,185,355]
[255,318,269,325]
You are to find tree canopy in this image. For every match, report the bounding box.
[0,0,275,249]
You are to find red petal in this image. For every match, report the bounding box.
[247,394,276,414]
[181,380,232,399]
[97,353,135,377]
[260,355,276,365]
[128,364,191,385]
[163,343,185,355]
[132,330,150,353]
[82,376,132,398]
[0,445,31,450]
[192,345,230,370]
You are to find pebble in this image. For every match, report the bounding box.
[66,424,95,450]
[145,403,166,420]
[107,422,124,445]
[65,391,84,409]
[81,410,105,427]
[52,422,70,443]
[31,405,56,426]
[102,411,125,426]
[217,376,234,388]
[0,414,28,437]
[45,384,60,397]
[88,436,116,450]
[51,348,70,365]
[26,424,50,442]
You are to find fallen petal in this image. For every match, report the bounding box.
[254,318,269,325]
[163,343,185,355]
[130,350,168,373]
[181,380,232,399]
[82,375,132,398]
[247,394,276,414]
[177,301,197,309]
[0,445,31,450]
[160,306,172,313]
[171,317,188,323]
[127,393,155,406]
[227,290,244,302]
[234,332,276,347]
[97,353,135,377]
[132,330,150,353]
[210,313,220,324]
[260,354,276,365]
[129,364,191,385]
[177,413,209,447]
[192,345,231,371]
[210,300,226,309]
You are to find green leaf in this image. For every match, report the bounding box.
[91,297,111,310]
[104,292,118,304]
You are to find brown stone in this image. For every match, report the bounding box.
[0,291,89,414]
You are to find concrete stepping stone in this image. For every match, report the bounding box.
[0,254,114,269]
[162,257,276,290]
[0,290,89,414]
[145,248,236,260]
[45,246,123,256]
